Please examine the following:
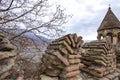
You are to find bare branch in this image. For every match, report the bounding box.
[0,0,14,12]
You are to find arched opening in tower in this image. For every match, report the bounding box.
[100,35,104,40]
[106,33,113,43]
[98,34,104,40]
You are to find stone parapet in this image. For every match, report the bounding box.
[40,34,84,80]
[81,40,118,80]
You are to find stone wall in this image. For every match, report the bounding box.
[0,32,120,80]
[39,34,120,80]
[0,33,17,79]
[81,40,119,80]
[40,33,84,80]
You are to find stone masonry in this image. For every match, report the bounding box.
[81,40,119,80]
[0,32,119,80]
[40,33,84,80]
[0,32,17,79]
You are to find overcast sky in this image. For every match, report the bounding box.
[52,0,120,40]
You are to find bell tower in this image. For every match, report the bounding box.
[97,7,120,45]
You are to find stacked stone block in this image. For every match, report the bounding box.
[82,41,116,77]
[81,40,119,80]
[0,33,17,79]
[115,49,120,64]
[40,34,84,80]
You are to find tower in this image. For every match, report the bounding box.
[97,7,120,45]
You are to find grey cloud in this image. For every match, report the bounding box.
[63,0,120,40]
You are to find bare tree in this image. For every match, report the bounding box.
[0,1,69,79]
[0,0,69,51]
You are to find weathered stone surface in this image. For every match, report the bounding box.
[45,69,61,77]
[69,59,80,64]
[72,33,78,43]
[99,77,109,80]
[0,52,16,60]
[66,70,80,78]
[76,36,83,48]
[0,69,14,80]
[39,34,120,80]
[66,65,80,72]
[40,75,58,80]
[0,32,17,80]
[0,59,15,74]
[40,34,83,80]
[94,67,106,74]
[16,75,24,80]
[0,33,14,51]
[81,40,117,78]
[68,34,76,48]
[68,54,81,59]
[51,51,69,66]
[65,77,78,80]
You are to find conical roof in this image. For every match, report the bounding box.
[97,7,120,31]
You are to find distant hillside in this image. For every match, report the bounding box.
[1,28,52,46]
[22,30,52,46]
